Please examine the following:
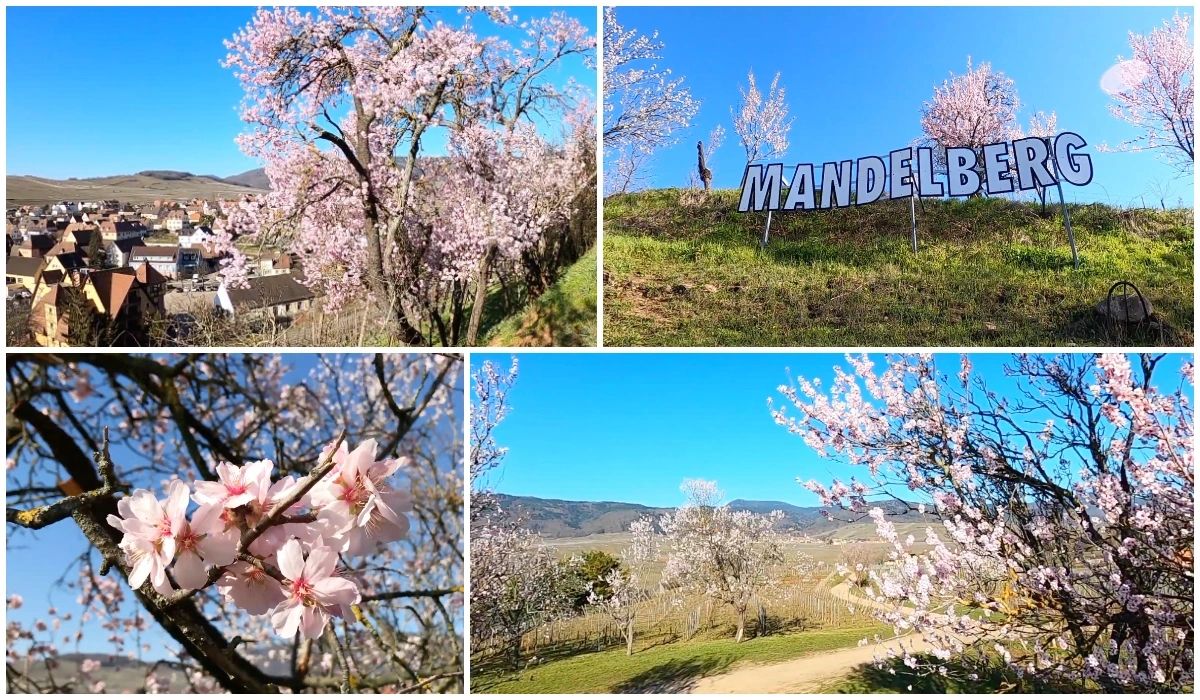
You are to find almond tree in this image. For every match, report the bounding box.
[603,8,699,193]
[732,70,792,165]
[920,57,1020,173]
[219,7,594,345]
[650,479,785,643]
[588,518,655,655]
[468,360,572,669]
[7,353,463,693]
[1105,13,1194,171]
[772,353,1193,692]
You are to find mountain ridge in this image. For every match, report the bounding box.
[7,170,266,206]
[493,493,933,539]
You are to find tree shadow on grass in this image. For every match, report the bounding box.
[830,653,1087,694]
[612,656,731,694]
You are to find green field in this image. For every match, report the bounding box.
[604,189,1194,347]
[472,625,888,694]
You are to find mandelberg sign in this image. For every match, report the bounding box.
[737,132,1093,213]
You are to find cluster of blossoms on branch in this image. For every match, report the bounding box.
[1103,13,1193,169]
[107,439,411,640]
[772,353,1193,691]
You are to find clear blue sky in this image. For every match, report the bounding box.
[473,352,1192,508]
[6,6,596,180]
[614,6,1194,207]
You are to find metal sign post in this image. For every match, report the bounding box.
[1048,136,1080,270]
[760,174,789,248]
[909,190,918,254]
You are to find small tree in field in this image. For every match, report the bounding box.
[1104,13,1194,171]
[772,353,1193,692]
[470,524,573,669]
[589,518,656,655]
[731,70,792,165]
[652,479,785,643]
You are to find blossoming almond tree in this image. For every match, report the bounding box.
[468,359,573,670]
[603,7,699,193]
[643,479,786,643]
[7,353,463,693]
[1104,13,1194,171]
[589,517,655,656]
[771,353,1193,691]
[732,70,793,166]
[920,57,1020,176]
[219,7,595,346]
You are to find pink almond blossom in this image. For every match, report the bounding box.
[268,538,361,640]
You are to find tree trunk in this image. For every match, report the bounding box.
[735,609,746,643]
[466,245,497,346]
[625,617,635,656]
[509,634,522,670]
[697,141,712,192]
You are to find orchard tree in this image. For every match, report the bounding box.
[1012,111,1059,212]
[603,8,699,193]
[567,549,621,609]
[647,479,785,643]
[771,353,1193,692]
[469,523,573,669]
[920,57,1020,174]
[1104,13,1194,170]
[468,359,572,669]
[732,70,792,165]
[219,7,594,346]
[589,518,657,655]
[6,353,463,693]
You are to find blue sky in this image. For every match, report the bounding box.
[6,6,596,180]
[473,352,1193,508]
[6,353,463,660]
[613,6,1194,207]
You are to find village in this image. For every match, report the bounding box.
[5,197,319,346]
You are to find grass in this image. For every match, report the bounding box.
[472,624,888,694]
[604,189,1193,346]
[818,651,1090,693]
[483,246,597,346]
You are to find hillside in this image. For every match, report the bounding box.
[6,171,265,206]
[485,246,597,346]
[604,189,1194,347]
[223,168,270,189]
[494,493,933,538]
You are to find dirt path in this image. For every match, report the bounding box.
[691,633,934,693]
[691,581,955,694]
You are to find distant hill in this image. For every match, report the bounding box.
[223,167,270,190]
[494,493,934,539]
[495,494,669,537]
[6,171,266,206]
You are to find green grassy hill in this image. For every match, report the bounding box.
[604,189,1193,347]
[485,246,597,347]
